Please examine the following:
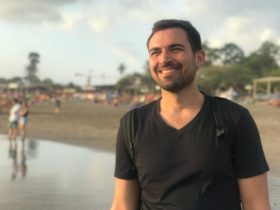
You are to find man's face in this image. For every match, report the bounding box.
[148,27,204,93]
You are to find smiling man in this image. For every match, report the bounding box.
[111,19,270,210]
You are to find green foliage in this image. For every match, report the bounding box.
[268,68,280,77]
[202,42,220,66]
[240,41,280,77]
[198,67,224,92]
[116,73,143,88]
[25,52,40,85]
[42,78,54,87]
[116,41,280,94]
[118,63,126,76]
[198,65,252,93]
[220,43,244,65]
[115,72,156,91]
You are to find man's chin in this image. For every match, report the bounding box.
[159,82,185,93]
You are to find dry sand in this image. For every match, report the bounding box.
[0,100,279,175]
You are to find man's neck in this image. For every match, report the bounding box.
[160,86,204,112]
[158,86,205,130]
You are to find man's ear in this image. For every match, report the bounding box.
[195,50,205,68]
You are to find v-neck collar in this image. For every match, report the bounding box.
[154,94,208,133]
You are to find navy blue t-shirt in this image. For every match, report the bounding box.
[114,95,269,210]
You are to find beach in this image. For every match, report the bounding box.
[1,101,127,152]
[0,99,280,175]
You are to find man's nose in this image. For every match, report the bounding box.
[158,50,172,64]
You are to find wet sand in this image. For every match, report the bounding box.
[0,100,280,175]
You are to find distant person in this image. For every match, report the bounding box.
[54,96,61,113]
[8,98,21,141]
[19,100,29,141]
[218,86,238,101]
[111,19,270,210]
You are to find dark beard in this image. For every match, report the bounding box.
[155,61,197,93]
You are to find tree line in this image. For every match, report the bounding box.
[117,41,280,94]
[199,41,280,93]
[1,40,280,94]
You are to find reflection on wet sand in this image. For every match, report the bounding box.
[9,140,27,180]
[8,139,38,181]
[0,136,114,210]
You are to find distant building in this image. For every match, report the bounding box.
[253,76,280,100]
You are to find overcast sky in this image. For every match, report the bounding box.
[1,0,280,86]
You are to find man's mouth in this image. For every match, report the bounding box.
[156,62,182,73]
[157,67,180,77]
[157,67,178,73]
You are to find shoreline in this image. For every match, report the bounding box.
[1,100,280,175]
[0,101,128,153]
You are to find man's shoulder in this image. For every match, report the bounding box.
[209,95,249,125]
[210,95,247,112]
[121,100,158,122]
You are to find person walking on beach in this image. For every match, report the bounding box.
[19,100,29,141]
[111,19,270,210]
[8,98,21,141]
[54,96,61,113]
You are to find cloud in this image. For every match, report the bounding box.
[90,30,145,70]
[118,0,151,10]
[260,28,279,42]
[1,0,280,73]
[180,0,280,53]
[85,0,280,70]
[0,0,91,23]
[61,12,83,29]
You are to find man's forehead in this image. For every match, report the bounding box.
[148,27,188,49]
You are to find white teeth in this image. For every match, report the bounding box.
[160,68,176,72]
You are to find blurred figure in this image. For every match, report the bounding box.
[10,140,27,180]
[54,96,61,113]
[9,137,17,158]
[19,100,29,141]
[19,140,28,178]
[218,86,238,101]
[10,141,18,180]
[8,98,21,141]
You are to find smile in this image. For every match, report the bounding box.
[158,68,180,77]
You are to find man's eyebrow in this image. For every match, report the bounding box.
[148,47,160,53]
[149,43,186,52]
[169,43,185,48]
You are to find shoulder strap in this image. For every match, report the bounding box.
[210,96,238,162]
[122,108,137,165]
[210,96,232,139]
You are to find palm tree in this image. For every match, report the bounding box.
[118,63,126,77]
[25,52,40,85]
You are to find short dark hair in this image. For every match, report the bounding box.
[13,98,19,103]
[147,19,202,53]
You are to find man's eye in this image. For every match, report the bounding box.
[171,48,183,52]
[150,51,159,56]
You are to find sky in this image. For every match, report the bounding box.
[0,0,280,86]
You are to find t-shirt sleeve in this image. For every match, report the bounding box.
[114,116,138,180]
[234,109,269,179]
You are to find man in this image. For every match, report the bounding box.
[111,19,270,210]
